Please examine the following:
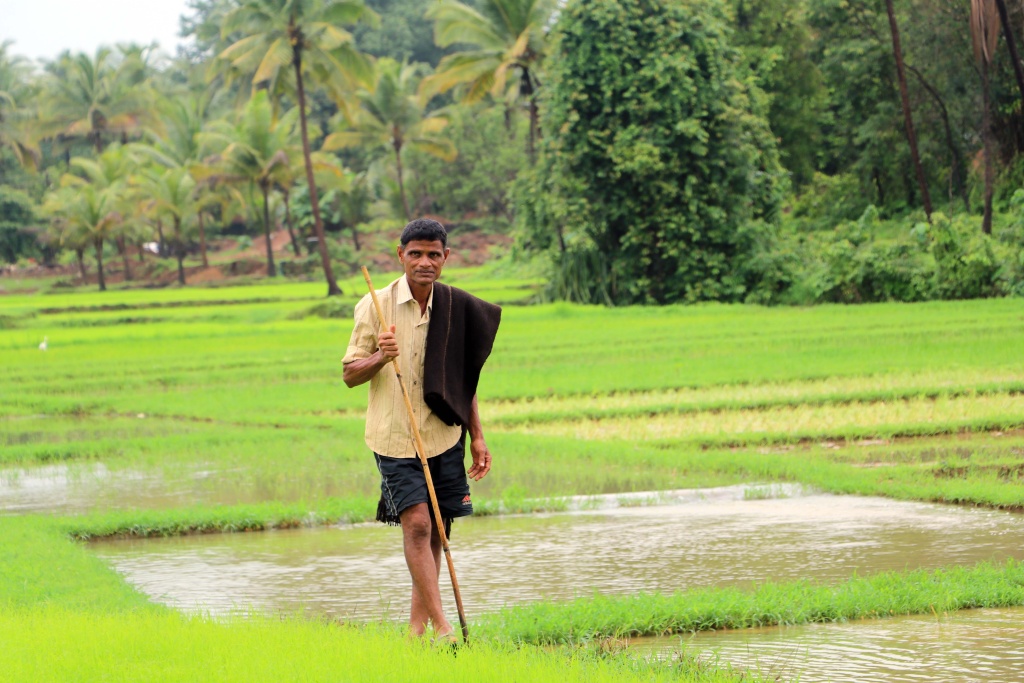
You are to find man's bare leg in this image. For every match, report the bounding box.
[400,503,452,637]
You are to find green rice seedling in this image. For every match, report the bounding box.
[506,392,1024,445]
[0,608,759,683]
[476,560,1024,644]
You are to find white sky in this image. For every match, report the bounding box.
[1,0,193,63]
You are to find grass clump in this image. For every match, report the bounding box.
[477,560,1024,645]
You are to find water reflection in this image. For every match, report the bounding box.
[635,607,1024,683]
[92,490,1024,622]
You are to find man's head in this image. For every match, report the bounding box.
[397,218,450,289]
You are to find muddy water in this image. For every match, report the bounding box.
[92,489,1024,621]
[635,607,1024,683]
[0,462,380,514]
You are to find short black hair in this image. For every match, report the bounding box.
[400,218,447,249]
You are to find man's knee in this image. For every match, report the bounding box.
[400,504,433,542]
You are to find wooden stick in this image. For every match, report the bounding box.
[361,266,470,643]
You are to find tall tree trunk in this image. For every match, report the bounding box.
[995,0,1024,107]
[885,0,932,221]
[75,247,86,279]
[292,40,341,296]
[350,224,361,252]
[283,190,301,257]
[522,69,538,165]
[94,238,106,292]
[137,241,145,263]
[156,220,166,257]
[261,184,277,277]
[982,62,995,234]
[906,64,969,210]
[116,236,132,281]
[394,143,411,220]
[174,217,187,285]
[197,211,209,267]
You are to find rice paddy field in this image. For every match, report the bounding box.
[2,269,1023,682]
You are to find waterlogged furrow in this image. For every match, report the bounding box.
[504,393,1024,443]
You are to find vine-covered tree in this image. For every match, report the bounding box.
[524,0,785,304]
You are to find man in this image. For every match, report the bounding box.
[343,218,501,640]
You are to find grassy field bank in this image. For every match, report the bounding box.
[2,276,1023,680]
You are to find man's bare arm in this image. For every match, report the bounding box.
[343,326,398,388]
[467,395,491,481]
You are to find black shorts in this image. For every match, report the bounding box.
[374,439,473,535]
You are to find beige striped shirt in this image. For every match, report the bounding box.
[342,276,462,459]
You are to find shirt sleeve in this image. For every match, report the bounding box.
[342,294,379,364]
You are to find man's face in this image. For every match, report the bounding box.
[398,239,449,288]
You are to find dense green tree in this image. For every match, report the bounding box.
[355,0,449,65]
[0,185,36,263]
[323,59,455,219]
[404,103,527,224]
[726,0,826,187]
[423,0,555,162]
[216,0,377,295]
[525,0,785,304]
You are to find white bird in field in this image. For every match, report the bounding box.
[39,336,48,351]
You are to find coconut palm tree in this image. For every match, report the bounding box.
[41,47,155,153]
[45,181,124,291]
[423,0,556,163]
[137,95,221,267]
[66,145,142,278]
[137,166,199,285]
[0,41,39,170]
[216,0,377,296]
[324,59,456,220]
[202,91,301,277]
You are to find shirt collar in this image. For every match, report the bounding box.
[396,275,433,311]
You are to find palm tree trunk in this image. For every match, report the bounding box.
[885,0,932,221]
[283,190,301,257]
[394,143,411,220]
[94,239,106,292]
[262,184,277,277]
[75,248,86,279]
[174,217,187,285]
[293,42,341,296]
[198,211,209,267]
[350,224,361,252]
[982,61,995,235]
[116,236,133,281]
[157,220,166,257]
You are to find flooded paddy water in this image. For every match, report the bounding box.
[91,486,1024,620]
[635,606,1024,683]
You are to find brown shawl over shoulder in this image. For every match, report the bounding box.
[423,283,502,426]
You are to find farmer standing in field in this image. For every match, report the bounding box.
[343,218,501,641]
